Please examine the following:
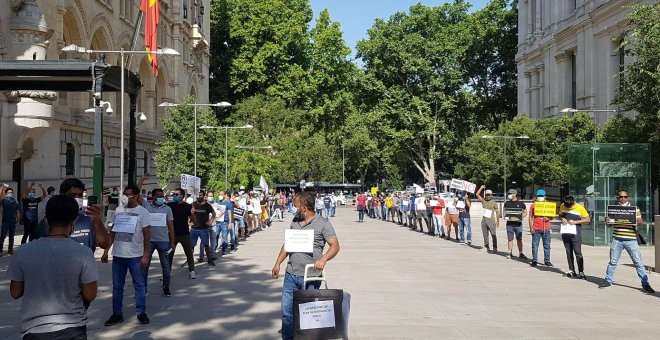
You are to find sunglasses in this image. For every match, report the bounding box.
[618,195,628,198]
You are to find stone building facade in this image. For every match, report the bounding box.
[516,0,653,122]
[0,0,210,194]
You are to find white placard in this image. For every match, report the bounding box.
[456,201,466,209]
[298,300,336,330]
[429,200,438,207]
[560,223,577,235]
[450,179,477,194]
[483,209,493,218]
[284,229,314,253]
[149,213,167,227]
[113,215,138,234]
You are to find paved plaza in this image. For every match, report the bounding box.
[1,204,659,339]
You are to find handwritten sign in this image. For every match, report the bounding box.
[533,201,557,217]
[607,205,638,226]
[284,229,314,253]
[180,174,201,195]
[450,179,477,194]
[149,213,167,227]
[298,300,336,330]
[113,214,138,234]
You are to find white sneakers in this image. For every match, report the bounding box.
[189,270,197,279]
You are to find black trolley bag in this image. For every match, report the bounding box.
[293,264,351,340]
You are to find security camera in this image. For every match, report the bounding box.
[106,106,113,115]
[138,112,147,122]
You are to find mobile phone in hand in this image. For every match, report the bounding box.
[87,196,98,206]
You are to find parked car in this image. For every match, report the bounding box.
[334,193,347,205]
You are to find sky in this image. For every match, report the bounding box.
[310,0,492,59]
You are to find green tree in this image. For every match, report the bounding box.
[455,113,596,196]
[209,0,313,105]
[463,0,518,129]
[356,1,475,183]
[154,98,221,188]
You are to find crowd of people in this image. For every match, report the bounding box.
[354,185,655,293]
[1,175,299,338]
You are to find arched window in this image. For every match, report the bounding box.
[143,150,149,175]
[66,143,76,176]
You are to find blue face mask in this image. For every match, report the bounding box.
[28,192,35,199]
[173,195,182,203]
[207,197,215,203]
[6,194,14,200]
[294,207,303,220]
[155,197,165,206]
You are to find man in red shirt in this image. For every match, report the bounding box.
[528,189,553,267]
[356,193,367,223]
[430,195,445,238]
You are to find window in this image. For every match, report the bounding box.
[124,149,128,175]
[571,53,577,109]
[143,151,149,175]
[66,143,76,176]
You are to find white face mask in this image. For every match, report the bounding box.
[507,194,513,200]
[75,197,84,209]
[218,196,225,202]
[120,195,129,206]
[537,197,546,202]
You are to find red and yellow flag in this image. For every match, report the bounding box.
[141,0,160,76]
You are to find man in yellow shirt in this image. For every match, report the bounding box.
[384,194,394,222]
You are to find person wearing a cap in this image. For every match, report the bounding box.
[528,189,553,267]
[476,185,499,253]
[503,189,528,260]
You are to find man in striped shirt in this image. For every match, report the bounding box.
[600,189,654,293]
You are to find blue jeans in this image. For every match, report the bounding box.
[112,256,146,315]
[0,222,16,252]
[142,241,171,292]
[531,229,551,262]
[191,228,211,259]
[281,272,320,340]
[459,217,472,242]
[331,206,336,217]
[216,221,233,251]
[323,207,330,218]
[357,207,365,221]
[381,206,387,220]
[199,228,216,258]
[605,238,649,285]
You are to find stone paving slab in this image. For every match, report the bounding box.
[0,204,658,339]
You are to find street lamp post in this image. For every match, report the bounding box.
[61,44,180,195]
[482,135,530,201]
[560,108,619,143]
[199,124,253,190]
[159,102,233,177]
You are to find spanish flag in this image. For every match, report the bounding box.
[141,0,159,76]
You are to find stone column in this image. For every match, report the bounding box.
[524,71,532,116]
[538,65,545,118]
[554,52,569,114]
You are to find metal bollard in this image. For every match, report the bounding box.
[655,215,660,273]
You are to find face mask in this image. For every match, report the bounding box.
[218,196,225,202]
[173,195,182,203]
[537,197,546,202]
[507,194,513,200]
[207,197,215,203]
[120,195,129,206]
[6,194,14,200]
[294,208,303,220]
[75,197,84,208]
[113,190,118,195]
[197,197,204,203]
[28,192,35,199]
[485,196,492,201]
[155,197,165,206]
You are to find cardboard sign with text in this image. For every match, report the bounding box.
[606,205,638,226]
[450,179,477,194]
[533,201,557,217]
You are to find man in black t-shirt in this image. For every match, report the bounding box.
[21,182,45,244]
[166,188,197,279]
[191,191,216,266]
[503,189,528,260]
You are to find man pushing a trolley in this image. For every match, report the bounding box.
[272,191,341,340]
